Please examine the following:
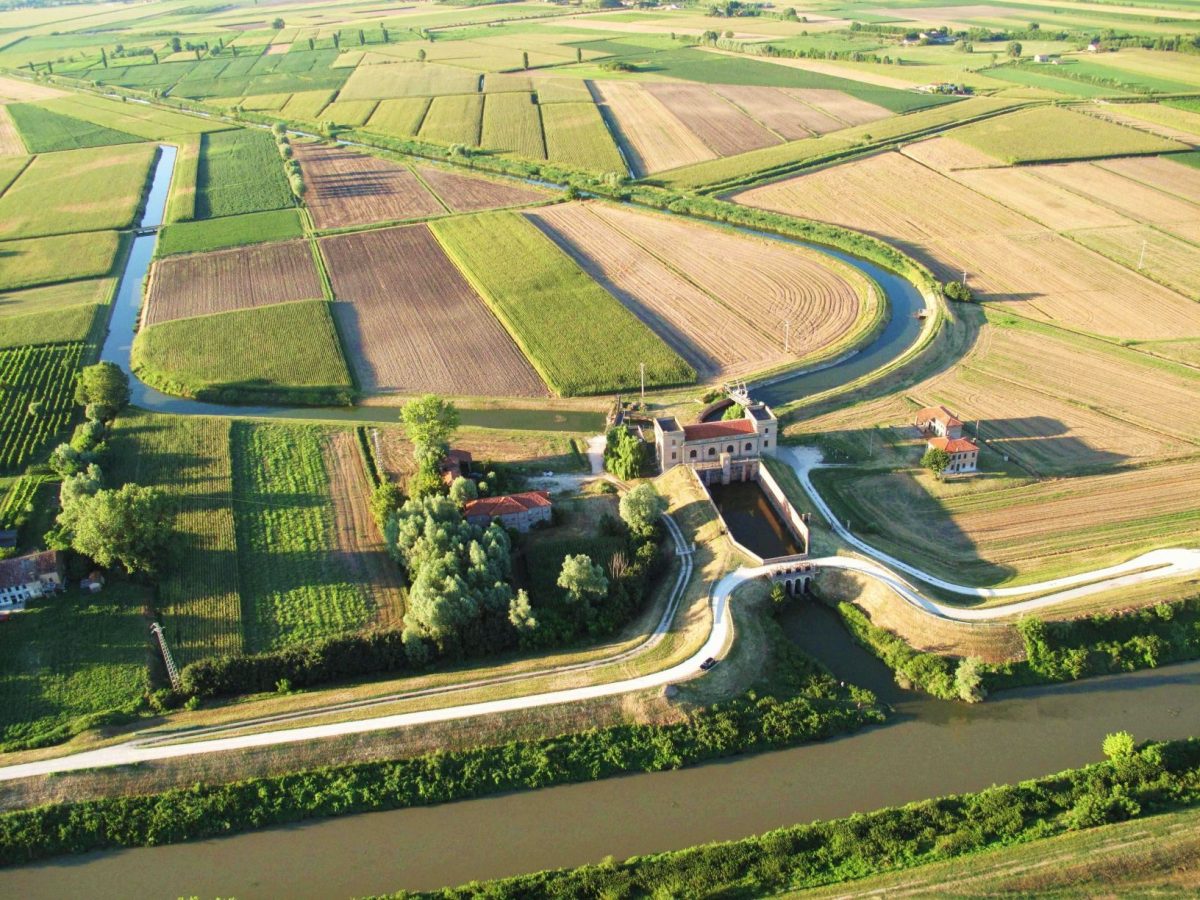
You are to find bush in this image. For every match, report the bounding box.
[835,602,957,699]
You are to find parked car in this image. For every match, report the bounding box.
[699,657,717,671]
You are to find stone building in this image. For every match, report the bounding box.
[916,405,978,474]
[0,550,65,609]
[653,401,778,484]
[463,490,553,533]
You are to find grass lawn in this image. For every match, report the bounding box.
[0,581,149,751]
[131,299,353,405]
[431,210,694,396]
[157,208,305,256]
[195,128,294,219]
[5,102,143,153]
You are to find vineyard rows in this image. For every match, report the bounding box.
[0,343,84,475]
[0,474,44,530]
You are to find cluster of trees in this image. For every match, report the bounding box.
[42,364,170,576]
[603,425,651,480]
[942,280,973,303]
[271,123,305,198]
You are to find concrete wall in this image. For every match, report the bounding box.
[758,465,810,554]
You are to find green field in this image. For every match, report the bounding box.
[952,105,1185,164]
[195,129,294,219]
[320,99,379,127]
[281,89,336,120]
[419,93,484,146]
[0,278,114,319]
[164,134,200,224]
[0,231,122,291]
[0,303,106,349]
[38,94,229,139]
[431,211,694,396]
[363,96,431,138]
[480,91,544,159]
[0,143,156,240]
[131,300,354,405]
[109,412,243,665]
[6,102,142,153]
[985,64,1131,98]
[157,208,305,256]
[230,421,376,652]
[0,342,86,474]
[0,156,28,195]
[541,101,625,172]
[0,582,149,751]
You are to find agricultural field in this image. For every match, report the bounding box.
[156,208,305,256]
[413,164,549,213]
[0,342,86,474]
[320,224,545,396]
[0,277,114,320]
[592,80,716,176]
[643,82,778,158]
[0,231,122,291]
[431,210,695,395]
[0,302,105,350]
[0,106,25,154]
[5,102,141,153]
[418,93,484,146]
[195,128,293,219]
[0,143,156,240]
[132,300,353,403]
[363,96,430,138]
[480,91,544,159]
[35,94,229,140]
[230,422,380,652]
[293,142,444,229]
[164,134,200,224]
[144,239,323,326]
[539,100,626,172]
[109,413,243,665]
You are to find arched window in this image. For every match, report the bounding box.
[689,449,697,460]
[727,445,734,454]
[745,442,753,451]
[708,447,716,457]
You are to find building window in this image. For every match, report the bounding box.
[745,442,752,451]
[689,449,697,460]
[671,451,677,460]
[708,447,716,457]
[727,445,734,454]
[763,439,769,448]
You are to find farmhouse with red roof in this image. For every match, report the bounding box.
[463,490,552,533]
[916,406,978,474]
[914,405,963,440]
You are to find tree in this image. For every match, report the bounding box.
[619,483,666,534]
[722,403,745,421]
[307,37,315,51]
[1006,40,1022,57]
[75,362,130,415]
[170,36,182,53]
[401,395,460,478]
[955,657,986,702]
[1103,730,1136,761]
[943,280,973,302]
[921,446,950,478]
[100,47,107,68]
[558,554,608,605]
[49,443,84,477]
[416,47,426,62]
[575,47,582,63]
[70,483,171,575]
[358,29,365,45]
[508,589,537,632]
[272,17,285,29]
[449,476,478,506]
[604,426,649,480]
[522,50,529,69]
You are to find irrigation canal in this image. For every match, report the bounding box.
[13,144,1191,897]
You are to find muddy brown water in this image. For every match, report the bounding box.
[3,602,1197,899]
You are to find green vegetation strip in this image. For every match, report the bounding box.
[157,209,305,256]
[430,211,694,396]
[393,737,1200,898]
[131,300,353,407]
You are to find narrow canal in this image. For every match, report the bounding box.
[708,480,803,559]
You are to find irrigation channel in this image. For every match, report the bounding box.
[9,146,1194,897]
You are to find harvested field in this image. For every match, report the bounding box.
[1032,162,1200,227]
[480,91,545,159]
[320,224,545,396]
[540,101,626,173]
[583,202,870,357]
[708,84,824,140]
[643,83,779,157]
[1070,225,1200,300]
[526,203,783,379]
[336,61,481,100]
[899,136,1001,171]
[0,106,24,155]
[293,142,443,230]
[792,88,891,126]
[280,89,335,120]
[733,151,1036,242]
[319,99,378,126]
[951,166,1135,231]
[1080,104,1200,143]
[418,92,483,146]
[323,430,405,627]
[1095,155,1200,206]
[592,81,715,176]
[145,239,322,325]
[364,96,429,138]
[0,76,64,103]
[415,165,549,213]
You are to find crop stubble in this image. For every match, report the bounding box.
[415,165,549,213]
[592,81,715,176]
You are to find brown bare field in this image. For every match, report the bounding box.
[1095,155,1200,206]
[265,42,290,55]
[0,75,64,103]
[950,166,1135,231]
[145,240,323,325]
[525,203,784,379]
[415,164,550,213]
[585,202,869,358]
[0,106,23,155]
[323,431,406,627]
[320,224,545,396]
[792,88,891,126]
[734,151,1036,242]
[923,230,1200,339]
[1032,162,1200,227]
[900,136,1004,171]
[1070,225,1200,301]
[592,81,715,176]
[293,142,444,230]
[708,84,823,140]
[643,83,779,157]
[1141,339,1200,367]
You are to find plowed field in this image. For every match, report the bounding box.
[593,81,715,176]
[950,166,1134,231]
[899,137,1001,171]
[320,224,545,397]
[0,106,24,155]
[526,203,783,379]
[416,164,549,213]
[643,83,779,157]
[145,239,323,325]
[791,88,891,126]
[1095,155,1200,206]
[1033,162,1200,227]
[708,84,825,140]
[293,142,443,230]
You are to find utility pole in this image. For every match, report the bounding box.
[783,320,791,353]
[962,269,968,286]
[640,362,645,405]
[1137,239,1147,270]
[151,622,181,691]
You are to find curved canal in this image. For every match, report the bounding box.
[9,146,1185,898]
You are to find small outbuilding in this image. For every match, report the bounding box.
[81,571,105,593]
[915,405,964,440]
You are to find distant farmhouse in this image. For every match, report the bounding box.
[0,550,65,609]
[915,405,979,475]
[464,490,552,533]
[653,400,778,484]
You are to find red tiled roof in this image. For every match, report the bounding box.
[915,405,963,428]
[0,551,61,589]
[928,436,978,454]
[464,490,552,520]
[682,419,756,441]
